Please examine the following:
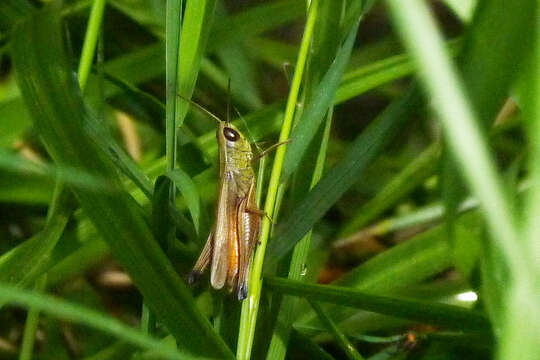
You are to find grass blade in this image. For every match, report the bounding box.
[77,0,107,91]
[237,1,319,359]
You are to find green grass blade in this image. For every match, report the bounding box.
[237,2,319,359]
[11,9,232,359]
[0,282,185,360]
[309,300,365,360]
[77,0,107,91]
[165,0,182,174]
[266,86,422,266]
[265,277,490,331]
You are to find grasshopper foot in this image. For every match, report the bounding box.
[187,270,202,285]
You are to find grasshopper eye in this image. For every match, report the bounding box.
[223,127,239,142]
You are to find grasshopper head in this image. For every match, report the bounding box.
[217,122,252,154]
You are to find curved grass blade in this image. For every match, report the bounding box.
[11,8,232,359]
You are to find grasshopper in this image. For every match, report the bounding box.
[184,99,268,301]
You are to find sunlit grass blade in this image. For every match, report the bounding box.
[237,1,319,359]
[11,9,232,358]
[265,277,490,331]
[77,0,106,91]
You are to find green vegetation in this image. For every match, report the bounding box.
[0,0,538,359]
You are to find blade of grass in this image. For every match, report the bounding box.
[0,283,185,360]
[77,0,106,91]
[12,9,233,358]
[309,300,365,360]
[265,3,347,357]
[237,1,319,359]
[163,2,183,320]
[265,277,489,331]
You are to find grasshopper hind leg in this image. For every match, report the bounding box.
[187,231,213,284]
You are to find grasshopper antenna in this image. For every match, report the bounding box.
[226,79,232,125]
[177,93,223,124]
[232,106,262,152]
